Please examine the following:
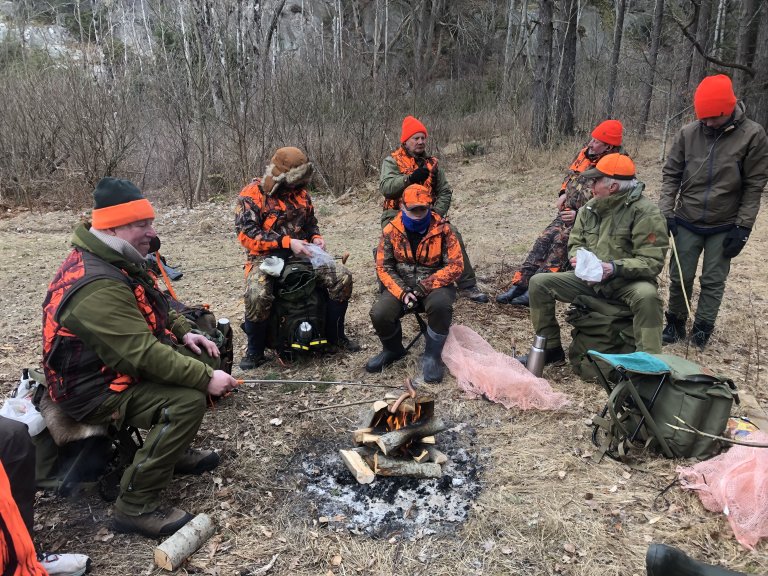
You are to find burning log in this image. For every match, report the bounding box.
[375,416,448,455]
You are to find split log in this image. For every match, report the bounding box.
[364,452,442,478]
[154,513,215,571]
[375,417,448,455]
[420,436,436,445]
[339,449,375,484]
[412,449,429,463]
[358,400,388,428]
[352,428,373,443]
[424,446,448,465]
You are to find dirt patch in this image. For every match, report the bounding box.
[1,138,767,575]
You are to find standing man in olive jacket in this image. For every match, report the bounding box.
[42,178,237,538]
[520,155,669,367]
[379,116,488,303]
[660,75,768,349]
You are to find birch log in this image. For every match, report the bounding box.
[154,513,215,571]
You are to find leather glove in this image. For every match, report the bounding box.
[722,225,750,258]
[408,166,430,185]
[666,217,678,237]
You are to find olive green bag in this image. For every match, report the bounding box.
[589,351,738,460]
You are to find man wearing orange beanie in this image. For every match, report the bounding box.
[42,177,237,538]
[660,74,768,349]
[497,120,624,306]
[379,116,489,303]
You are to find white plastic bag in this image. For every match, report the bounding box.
[305,244,335,269]
[574,248,603,283]
[259,256,285,277]
[0,397,46,436]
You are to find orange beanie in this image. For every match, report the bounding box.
[694,75,737,119]
[400,116,428,143]
[591,120,623,147]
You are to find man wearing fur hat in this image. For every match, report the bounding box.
[42,178,237,538]
[497,120,624,306]
[367,184,464,381]
[236,147,359,369]
[379,116,489,303]
[660,75,768,349]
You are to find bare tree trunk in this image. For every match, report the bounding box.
[555,0,577,135]
[604,0,627,118]
[639,0,666,136]
[689,0,713,91]
[503,0,517,94]
[734,0,760,92]
[531,0,553,147]
[712,0,727,59]
[747,1,768,128]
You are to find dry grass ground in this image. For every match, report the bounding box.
[0,136,766,575]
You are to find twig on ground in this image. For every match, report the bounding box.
[667,416,768,448]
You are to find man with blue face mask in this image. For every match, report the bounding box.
[366,184,464,382]
[660,75,768,349]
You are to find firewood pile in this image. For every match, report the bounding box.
[339,379,450,484]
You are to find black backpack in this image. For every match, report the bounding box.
[267,261,328,356]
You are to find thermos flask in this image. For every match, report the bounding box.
[526,335,547,377]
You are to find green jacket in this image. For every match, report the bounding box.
[659,101,768,230]
[569,183,669,296]
[379,154,452,228]
[49,225,212,419]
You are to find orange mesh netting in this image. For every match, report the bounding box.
[441,325,569,411]
[677,431,768,550]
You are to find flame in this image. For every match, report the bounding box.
[383,402,423,432]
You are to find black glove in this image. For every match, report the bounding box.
[408,166,430,185]
[666,217,678,237]
[722,225,750,258]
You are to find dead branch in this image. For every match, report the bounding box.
[672,13,754,76]
[667,416,768,448]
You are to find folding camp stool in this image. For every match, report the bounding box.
[586,350,675,460]
[403,306,428,353]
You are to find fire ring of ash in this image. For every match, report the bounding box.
[289,419,483,540]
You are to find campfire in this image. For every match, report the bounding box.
[340,379,449,484]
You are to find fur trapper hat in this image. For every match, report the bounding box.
[262,147,313,195]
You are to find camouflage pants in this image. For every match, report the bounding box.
[513,215,573,288]
[244,256,353,322]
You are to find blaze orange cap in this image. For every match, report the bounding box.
[581,153,635,180]
[402,184,432,207]
[401,116,428,143]
[694,74,736,119]
[591,119,623,146]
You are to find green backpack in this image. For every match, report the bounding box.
[267,261,328,355]
[589,351,738,460]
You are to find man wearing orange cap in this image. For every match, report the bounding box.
[379,115,488,303]
[497,120,624,306]
[366,184,464,382]
[42,177,237,538]
[660,75,768,349]
[518,154,669,367]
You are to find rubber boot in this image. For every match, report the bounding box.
[239,319,268,370]
[422,326,448,383]
[662,312,687,345]
[365,326,407,372]
[509,290,529,307]
[646,543,746,576]
[690,321,714,350]
[496,284,526,304]
[325,300,361,352]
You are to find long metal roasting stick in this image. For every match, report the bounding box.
[297,399,379,414]
[236,379,400,389]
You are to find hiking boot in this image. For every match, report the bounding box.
[515,345,565,368]
[509,290,529,307]
[113,506,194,538]
[496,285,526,304]
[238,353,267,370]
[690,321,714,350]
[646,543,746,576]
[365,327,407,372]
[174,448,220,475]
[38,552,92,576]
[662,312,686,345]
[459,285,489,303]
[422,327,448,383]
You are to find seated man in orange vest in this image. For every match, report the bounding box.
[366,184,464,382]
[42,178,237,538]
[497,120,623,306]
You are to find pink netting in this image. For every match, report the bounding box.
[677,432,768,550]
[441,324,570,411]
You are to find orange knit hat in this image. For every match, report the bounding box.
[402,184,432,207]
[400,116,428,143]
[91,177,155,229]
[694,75,737,119]
[591,120,623,147]
[581,153,635,180]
